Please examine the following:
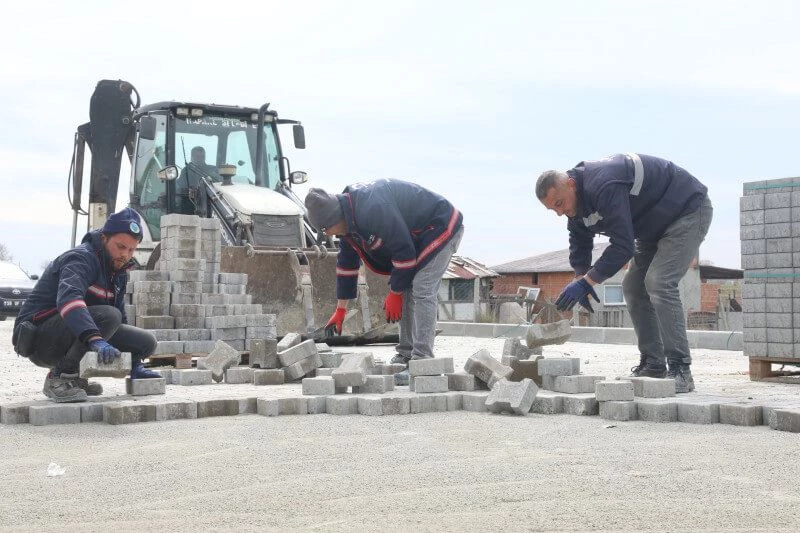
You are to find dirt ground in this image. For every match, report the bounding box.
[1,319,799,532]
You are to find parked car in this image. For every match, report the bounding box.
[0,261,37,320]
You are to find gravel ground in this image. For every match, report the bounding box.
[1,319,799,532]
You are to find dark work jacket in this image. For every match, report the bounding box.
[567,154,707,283]
[335,179,463,299]
[13,231,130,345]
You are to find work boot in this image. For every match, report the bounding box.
[390,353,410,366]
[43,371,87,403]
[62,374,103,396]
[130,361,162,380]
[409,354,433,361]
[630,354,667,378]
[669,366,695,393]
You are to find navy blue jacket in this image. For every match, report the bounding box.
[14,231,130,344]
[334,179,463,299]
[567,154,707,283]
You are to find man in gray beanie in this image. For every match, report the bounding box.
[305,179,463,367]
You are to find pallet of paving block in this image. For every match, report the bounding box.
[146,353,195,369]
[748,356,800,382]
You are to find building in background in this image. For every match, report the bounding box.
[438,256,498,322]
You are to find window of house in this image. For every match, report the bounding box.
[531,273,539,285]
[448,279,474,301]
[604,284,625,306]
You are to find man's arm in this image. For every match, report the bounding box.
[55,253,103,343]
[585,184,635,284]
[335,237,362,301]
[567,218,595,276]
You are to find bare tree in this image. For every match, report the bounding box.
[0,243,11,261]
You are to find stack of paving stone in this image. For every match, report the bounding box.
[500,337,543,385]
[740,178,800,360]
[529,357,604,416]
[409,357,454,393]
[123,214,277,358]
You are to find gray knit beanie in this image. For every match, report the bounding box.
[304,188,344,230]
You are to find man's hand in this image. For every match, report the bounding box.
[88,338,121,364]
[383,291,404,323]
[324,307,347,336]
[555,278,600,312]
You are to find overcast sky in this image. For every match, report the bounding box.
[2,0,799,274]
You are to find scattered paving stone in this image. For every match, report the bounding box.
[553,375,605,394]
[630,377,676,398]
[525,319,571,347]
[332,353,374,388]
[537,357,580,377]
[278,339,318,367]
[530,391,564,415]
[408,357,454,377]
[225,367,254,384]
[719,402,763,426]
[249,338,278,369]
[464,349,512,388]
[595,381,635,402]
[599,401,638,421]
[254,369,284,385]
[172,369,213,386]
[302,377,336,396]
[562,394,599,416]
[79,351,132,379]
[198,341,241,382]
[485,378,537,415]
[277,332,302,352]
[125,378,166,396]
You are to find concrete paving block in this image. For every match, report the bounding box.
[277,397,309,415]
[153,341,185,355]
[234,304,264,315]
[245,313,276,327]
[599,401,638,421]
[257,398,280,416]
[174,317,206,330]
[196,399,241,418]
[332,353,374,388]
[637,399,678,422]
[353,375,395,394]
[169,304,205,318]
[537,357,580,377]
[169,270,204,282]
[530,391,564,414]
[284,354,321,381]
[103,402,157,425]
[304,396,327,414]
[210,315,248,329]
[135,281,173,293]
[507,357,543,386]
[249,338,279,369]
[540,375,555,390]
[409,357,454,377]
[183,340,217,353]
[315,343,332,352]
[218,272,248,284]
[410,394,448,414]
[719,403,763,426]
[526,319,571,347]
[563,394,599,416]
[218,283,246,295]
[769,409,800,432]
[225,367,254,384]
[676,400,720,424]
[411,375,449,393]
[464,349,513,388]
[278,339,318,367]
[446,372,484,391]
[80,351,132,379]
[357,396,386,416]
[302,377,336,396]
[151,369,173,384]
[154,400,197,421]
[383,363,408,375]
[129,270,170,282]
[443,392,463,411]
[202,340,242,382]
[178,329,211,341]
[553,375,605,394]
[253,369,285,386]
[320,351,343,368]
[172,369,213,386]
[136,315,175,329]
[316,368,333,377]
[461,392,491,412]
[29,404,82,425]
[80,402,105,423]
[170,290,203,304]
[630,377,676,398]
[595,380,635,402]
[1,403,36,424]
[502,337,540,360]
[485,378,538,415]
[150,329,180,342]
[277,332,302,352]
[326,396,359,415]
[246,326,277,340]
[125,377,166,396]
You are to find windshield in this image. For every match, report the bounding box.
[174,115,281,190]
[0,262,30,281]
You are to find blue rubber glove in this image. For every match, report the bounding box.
[89,338,121,364]
[555,278,600,312]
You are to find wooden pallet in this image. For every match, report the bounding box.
[748,356,800,382]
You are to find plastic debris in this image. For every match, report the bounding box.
[46,462,65,477]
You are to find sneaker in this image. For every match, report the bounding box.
[130,361,162,380]
[43,372,88,403]
[630,354,667,378]
[394,369,410,386]
[669,366,695,393]
[390,353,410,366]
[70,376,103,396]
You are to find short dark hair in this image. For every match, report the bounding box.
[535,170,569,200]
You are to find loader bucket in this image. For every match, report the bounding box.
[220,246,390,337]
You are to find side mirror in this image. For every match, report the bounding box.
[157,166,179,181]
[139,116,157,141]
[30,274,39,281]
[290,171,308,185]
[293,124,306,149]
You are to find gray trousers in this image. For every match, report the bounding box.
[622,196,713,370]
[396,227,464,359]
[29,305,157,374]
